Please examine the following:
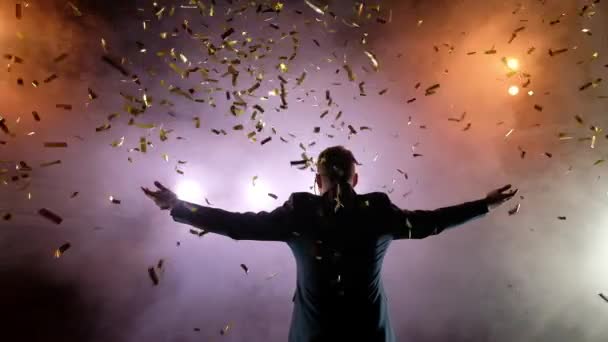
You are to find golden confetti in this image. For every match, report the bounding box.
[54,243,71,258]
[278,62,288,73]
[363,51,379,71]
[508,203,520,215]
[111,136,125,147]
[101,38,108,53]
[343,64,356,81]
[67,1,82,16]
[139,137,147,153]
[304,0,325,15]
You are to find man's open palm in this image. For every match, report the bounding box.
[485,184,518,210]
[142,181,179,210]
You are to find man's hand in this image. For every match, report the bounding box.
[142,181,179,210]
[485,184,518,210]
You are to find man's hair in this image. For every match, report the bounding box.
[317,146,357,184]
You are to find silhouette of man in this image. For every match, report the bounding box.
[142,145,517,342]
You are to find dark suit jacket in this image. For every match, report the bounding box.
[170,190,489,342]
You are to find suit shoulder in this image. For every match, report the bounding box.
[288,192,321,204]
[357,192,391,208]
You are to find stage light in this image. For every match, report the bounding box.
[506,58,519,70]
[508,85,520,96]
[175,179,203,202]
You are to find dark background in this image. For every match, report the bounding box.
[1,0,607,341]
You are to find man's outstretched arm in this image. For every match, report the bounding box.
[387,184,517,240]
[142,181,295,241]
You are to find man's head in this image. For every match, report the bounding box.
[315,146,358,195]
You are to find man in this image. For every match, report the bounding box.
[142,145,517,342]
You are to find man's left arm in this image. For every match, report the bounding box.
[170,194,296,241]
[388,197,490,240]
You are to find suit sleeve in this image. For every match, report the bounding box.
[170,194,296,241]
[383,194,489,240]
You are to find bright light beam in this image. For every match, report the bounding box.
[175,179,203,202]
[506,58,519,71]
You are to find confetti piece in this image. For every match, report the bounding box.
[32,111,41,121]
[54,242,71,258]
[44,142,68,148]
[406,98,416,103]
[240,264,249,274]
[290,160,307,166]
[40,160,61,168]
[260,137,272,145]
[304,0,325,15]
[56,104,72,110]
[533,104,543,112]
[148,267,159,285]
[425,84,440,96]
[101,55,130,76]
[548,48,568,56]
[600,293,608,303]
[67,1,82,16]
[88,88,98,100]
[16,3,22,19]
[343,64,356,81]
[70,192,79,198]
[53,53,68,63]
[109,196,121,204]
[221,28,235,40]
[508,203,520,215]
[593,159,604,166]
[364,51,379,71]
[44,74,58,83]
[39,208,63,224]
[557,216,567,220]
[268,193,278,199]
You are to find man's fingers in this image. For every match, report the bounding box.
[154,181,168,191]
[497,184,512,192]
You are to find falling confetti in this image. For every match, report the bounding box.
[38,208,63,225]
[54,243,71,258]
